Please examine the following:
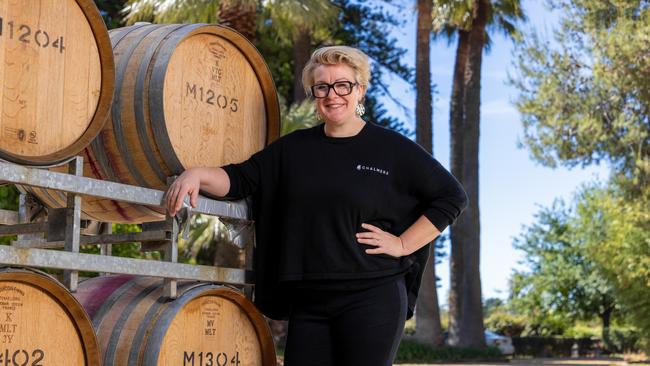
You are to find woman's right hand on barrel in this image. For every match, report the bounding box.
[165,167,231,215]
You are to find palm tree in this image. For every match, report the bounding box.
[263,1,338,104]
[123,0,337,105]
[431,0,525,347]
[413,0,445,348]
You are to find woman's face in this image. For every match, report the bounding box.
[312,64,366,127]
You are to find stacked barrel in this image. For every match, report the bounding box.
[0,267,101,365]
[74,275,276,366]
[28,22,281,223]
[1,0,279,364]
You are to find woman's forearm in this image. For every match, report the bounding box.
[196,167,231,197]
[166,167,231,215]
[399,215,441,256]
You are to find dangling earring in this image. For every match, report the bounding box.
[355,103,366,117]
[315,110,322,121]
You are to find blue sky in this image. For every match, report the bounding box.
[381,0,609,303]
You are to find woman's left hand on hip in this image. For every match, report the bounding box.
[356,223,407,258]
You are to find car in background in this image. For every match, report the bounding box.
[442,330,515,356]
[485,330,515,355]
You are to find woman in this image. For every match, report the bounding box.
[166,46,467,366]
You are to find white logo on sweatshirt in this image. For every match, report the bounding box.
[356,164,389,176]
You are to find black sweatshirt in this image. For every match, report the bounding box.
[223,122,468,319]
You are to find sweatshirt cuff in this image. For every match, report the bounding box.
[221,164,240,198]
[422,210,451,233]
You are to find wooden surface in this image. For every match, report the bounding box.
[25,23,280,223]
[161,31,267,173]
[158,291,264,366]
[75,275,276,366]
[0,267,101,365]
[0,0,114,165]
[105,23,279,189]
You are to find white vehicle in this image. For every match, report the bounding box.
[485,331,515,355]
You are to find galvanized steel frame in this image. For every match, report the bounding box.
[0,158,253,297]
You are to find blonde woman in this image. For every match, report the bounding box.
[166,46,467,366]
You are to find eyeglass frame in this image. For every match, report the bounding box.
[310,81,359,98]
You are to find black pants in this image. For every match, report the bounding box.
[284,276,407,366]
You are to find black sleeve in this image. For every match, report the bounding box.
[406,143,468,232]
[221,139,282,199]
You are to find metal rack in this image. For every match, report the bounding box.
[0,157,254,298]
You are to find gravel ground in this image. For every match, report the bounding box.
[395,358,634,366]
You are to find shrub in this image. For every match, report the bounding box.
[394,340,505,363]
[485,311,527,337]
[512,336,594,357]
[607,327,642,353]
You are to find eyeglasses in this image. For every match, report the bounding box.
[311,81,358,98]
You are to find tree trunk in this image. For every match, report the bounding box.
[415,242,444,346]
[413,0,443,347]
[292,28,312,104]
[449,0,489,348]
[217,2,258,42]
[415,0,433,152]
[601,305,613,351]
[448,30,470,347]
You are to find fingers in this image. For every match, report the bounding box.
[365,247,384,254]
[190,189,198,208]
[356,225,402,258]
[356,236,380,247]
[164,185,179,215]
[361,223,382,233]
[165,182,192,215]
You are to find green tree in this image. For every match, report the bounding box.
[510,0,650,197]
[509,0,650,351]
[509,198,618,342]
[330,0,414,135]
[433,0,525,348]
[95,0,129,29]
[572,185,650,351]
[0,185,20,246]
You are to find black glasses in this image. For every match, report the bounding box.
[311,81,358,98]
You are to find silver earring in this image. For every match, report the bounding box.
[355,103,365,117]
[315,111,322,121]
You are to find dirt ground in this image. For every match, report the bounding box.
[395,357,637,366]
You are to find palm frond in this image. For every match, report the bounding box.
[123,0,220,24]
[265,0,339,43]
[280,99,320,136]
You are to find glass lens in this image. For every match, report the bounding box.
[333,82,352,96]
[312,84,330,98]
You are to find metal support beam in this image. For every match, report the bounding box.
[0,209,19,225]
[0,160,249,220]
[0,246,246,284]
[63,157,83,292]
[163,214,179,298]
[0,222,48,235]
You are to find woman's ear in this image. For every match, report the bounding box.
[358,84,367,100]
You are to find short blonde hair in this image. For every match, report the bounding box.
[301,46,371,97]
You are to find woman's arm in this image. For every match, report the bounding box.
[356,215,440,258]
[165,167,230,215]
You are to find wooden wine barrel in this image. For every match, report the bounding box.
[0,267,101,365]
[74,275,276,366]
[27,23,280,223]
[0,0,114,165]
